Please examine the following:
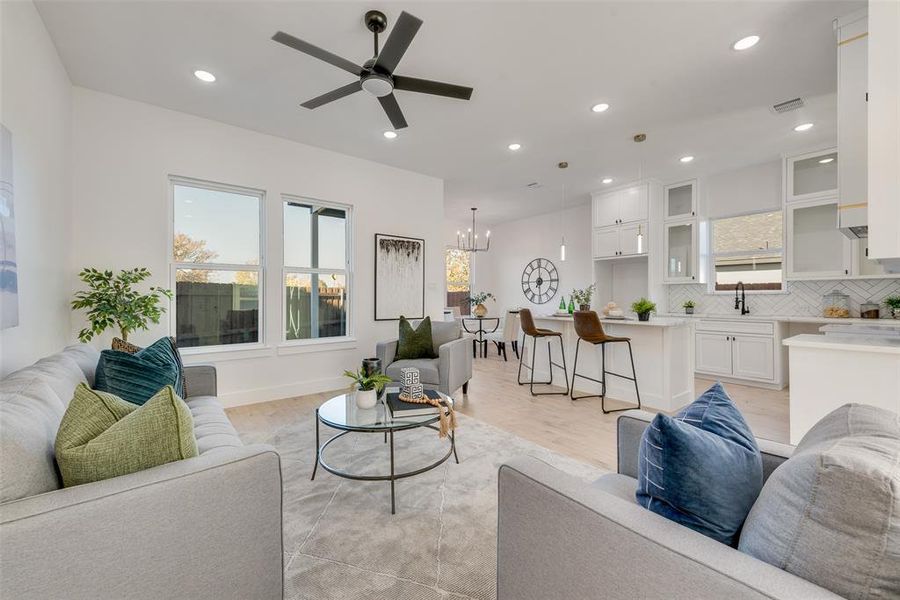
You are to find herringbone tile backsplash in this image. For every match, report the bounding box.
[668,279,900,318]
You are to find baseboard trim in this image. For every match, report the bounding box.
[218,376,347,408]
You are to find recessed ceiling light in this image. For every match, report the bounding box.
[794,122,814,132]
[602,177,613,184]
[680,155,694,163]
[819,157,834,164]
[383,130,398,139]
[508,143,522,151]
[591,103,610,113]
[732,35,760,51]
[193,70,216,83]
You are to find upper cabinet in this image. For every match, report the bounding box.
[664,220,698,282]
[785,148,838,203]
[785,198,852,278]
[592,184,649,228]
[664,180,697,221]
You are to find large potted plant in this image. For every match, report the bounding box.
[468,292,496,317]
[71,268,172,344]
[572,284,596,312]
[885,295,900,319]
[343,368,393,409]
[631,297,657,322]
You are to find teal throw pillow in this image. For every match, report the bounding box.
[397,316,437,360]
[94,337,184,405]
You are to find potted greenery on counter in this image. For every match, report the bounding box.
[885,295,900,319]
[572,284,596,312]
[631,297,657,322]
[683,300,696,315]
[343,367,392,409]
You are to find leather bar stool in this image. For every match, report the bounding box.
[570,310,641,413]
[516,308,569,396]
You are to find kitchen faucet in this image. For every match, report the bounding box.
[735,281,750,315]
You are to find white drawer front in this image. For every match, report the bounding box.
[695,319,774,336]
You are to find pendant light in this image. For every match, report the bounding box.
[634,134,646,254]
[456,207,490,253]
[559,161,568,261]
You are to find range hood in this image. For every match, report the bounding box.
[838,202,867,238]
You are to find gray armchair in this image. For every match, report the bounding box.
[376,319,472,396]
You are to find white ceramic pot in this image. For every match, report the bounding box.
[355,388,377,409]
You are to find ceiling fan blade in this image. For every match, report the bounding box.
[393,75,473,101]
[378,93,408,129]
[301,81,362,109]
[272,31,362,76]
[373,11,422,74]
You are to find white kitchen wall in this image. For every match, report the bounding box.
[703,159,782,218]
[0,1,74,376]
[71,88,444,406]
[472,203,592,314]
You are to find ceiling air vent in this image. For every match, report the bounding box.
[771,97,804,114]
[526,182,541,189]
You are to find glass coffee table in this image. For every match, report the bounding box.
[311,388,458,514]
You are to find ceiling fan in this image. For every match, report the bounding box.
[272,10,473,130]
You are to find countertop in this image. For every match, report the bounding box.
[783,333,900,355]
[534,314,688,328]
[659,313,900,327]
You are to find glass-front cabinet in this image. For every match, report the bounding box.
[785,198,851,278]
[664,220,697,282]
[664,180,697,221]
[785,148,838,203]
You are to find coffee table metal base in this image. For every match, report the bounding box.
[311,409,459,514]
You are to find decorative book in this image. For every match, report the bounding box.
[386,390,443,418]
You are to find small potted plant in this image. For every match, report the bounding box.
[631,297,657,322]
[683,300,696,315]
[572,284,596,312]
[343,368,393,409]
[468,292,496,317]
[885,295,900,319]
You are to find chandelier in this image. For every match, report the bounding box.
[457,207,490,252]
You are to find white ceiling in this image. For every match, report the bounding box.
[35,0,862,224]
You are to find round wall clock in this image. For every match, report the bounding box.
[521,258,559,304]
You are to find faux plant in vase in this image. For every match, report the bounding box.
[683,300,696,315]
[343,368,392,409]
[71,268,172,345]
[631,297,657,322]
[467,292,496,317]
[572,284,596,312]
[885,296,900,319]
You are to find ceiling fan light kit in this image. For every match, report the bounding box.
[272,9,474,130]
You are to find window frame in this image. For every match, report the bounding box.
[707,208,787,295]
[444,246,473,316]
[281,194,353,346]
[168,175,267,353]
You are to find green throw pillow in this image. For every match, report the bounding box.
[94,337,184,405]
[55,384,198,487]
[397,316,437,360]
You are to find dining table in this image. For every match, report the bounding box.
[461,316,501,358]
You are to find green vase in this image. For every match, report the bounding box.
[567,297,575,314]
[559,298,566,311]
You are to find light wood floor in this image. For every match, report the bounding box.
[227,350,789,472]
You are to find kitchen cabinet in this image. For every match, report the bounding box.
[695,333,733,376]
[732,335,775,381]
[663,219,698,282]
[694,319,785,387]
[785,198,852,278]
[785,148,838,203]
[592,222,648,259]
[837,11,868,235]
[664,180,697,221]
[592,184,649,228]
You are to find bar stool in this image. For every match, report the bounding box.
[516,308,569,396]
[570,310,641,413]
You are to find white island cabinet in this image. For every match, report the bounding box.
[529,315,694,412]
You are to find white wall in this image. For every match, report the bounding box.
[472,203,592,314]
[71,88,444,406]
[703,159,782,218]
[0,1,73,376]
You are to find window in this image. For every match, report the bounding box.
[283,197,350,341]
[445,248,471,316]
[171,178,262,348]
[711,211,783,291]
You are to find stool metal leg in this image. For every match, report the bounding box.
[570,339,606,401]
[517,334,566,396]
[600,340,642,414]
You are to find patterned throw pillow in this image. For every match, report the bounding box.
[636,382,763,546]
[396,316,437,360]
[95,337,185,405]
[112,337,188,397]
[55,384,197,487]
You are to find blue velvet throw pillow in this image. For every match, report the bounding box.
[636,382,763,546]
[94,337,184,405]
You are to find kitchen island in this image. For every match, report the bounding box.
[530,314,694,412]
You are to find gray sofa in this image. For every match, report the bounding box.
[376,319,472,396]
[497,410,843,600]
[0,345,283,600]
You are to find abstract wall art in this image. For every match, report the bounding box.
[0,124,17,330]
[375,233,424,321]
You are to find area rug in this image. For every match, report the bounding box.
[235,404,606,600]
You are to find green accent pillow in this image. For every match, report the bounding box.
[55,384,198,487]
[94,337,184,405]
[397,316,437,360]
